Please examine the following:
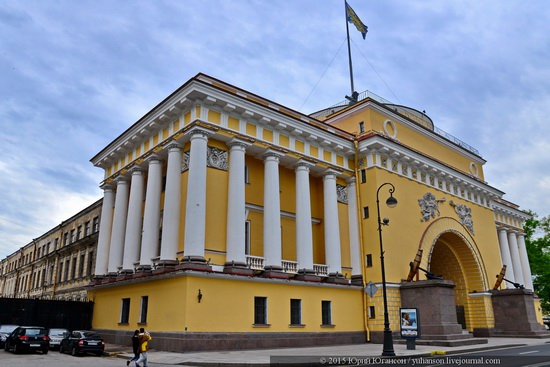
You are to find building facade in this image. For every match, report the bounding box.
[88,73,541,351]
[0,199,101,301]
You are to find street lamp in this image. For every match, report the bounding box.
[376,182,398,357]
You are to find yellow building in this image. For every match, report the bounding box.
[89,74,540,351]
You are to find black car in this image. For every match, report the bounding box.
[4,326,49,354]
[59,330,105,356]
[0,324,19,348]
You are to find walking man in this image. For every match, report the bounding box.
[134,328,152,367]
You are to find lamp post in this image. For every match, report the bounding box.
[376,182,398,357]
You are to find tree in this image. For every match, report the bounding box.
[524,210,550,314]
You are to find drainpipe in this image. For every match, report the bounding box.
[354,138,370,341]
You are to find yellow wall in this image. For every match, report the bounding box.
[91,275,364,333]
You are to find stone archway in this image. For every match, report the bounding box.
[418,217,489,331]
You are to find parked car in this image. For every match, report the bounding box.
[0,324,19,348]
[543,316,550,330]
[3,326,49,354]
[59,330,105,356]
[47,328,69,350]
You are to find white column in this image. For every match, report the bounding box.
[139,154,163,269]
[263,149,284,270]
[159,141,183,266]
[497,227,515,287]
[295,159,314,272]
[225,139,251,267]
[347,177,362,275]
[508,230,525,286]
[94,184,115,277]
[121,167,145,273]
[183,127,212,261]
[107,177,130,274]
[517,233,534,290]
[323,169,342,275]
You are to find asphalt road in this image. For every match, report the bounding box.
[0,349,165,367]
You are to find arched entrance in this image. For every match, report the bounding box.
[418,217,489,332]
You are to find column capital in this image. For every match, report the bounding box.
[346,176,357,185]
[322,168,341,179]
[294,158,315,172]
[164,140,182,152]
[100,182,114,191]
[188,126,214,140]
[114,175,129,185]
[145,153,164,165]
[262,148,285,161]
[128,165,146,175]
[227,138,252,151]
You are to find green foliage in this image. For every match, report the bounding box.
[524,210,550,314]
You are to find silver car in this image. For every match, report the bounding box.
[47,328,68,350]
[0,325,19,348]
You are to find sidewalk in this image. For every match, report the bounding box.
[107,337,550,366]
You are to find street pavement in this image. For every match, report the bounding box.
[106,337,550,366]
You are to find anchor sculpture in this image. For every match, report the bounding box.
[406,248,443,281]
[493,265,524,290]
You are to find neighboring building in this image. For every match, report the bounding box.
[0,199,102,301]
[87,73,540,351]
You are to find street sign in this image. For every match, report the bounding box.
[365,281,378,297]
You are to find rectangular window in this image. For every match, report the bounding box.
[79,253,86,278]
[369,306,376,319]
[84,221,91,236]
[362,206,369,219]
[245,220,251,255]
[71,256,77,279]
[87,251,94,276]
[54,238,59,250]
[140,296,149,324]
[120,298,131,324]
[70,229,75,243]
[290,299,302,325]
[360,169,367,183]
[254,296,268,325]
[92,217,100,232]
[58,262,63,283]
[244,165,250,184]
[77,225,82,240]
[322,300,332,325]
[64,260,70,281]
[63,233,68,246]
[366,254,373,267]
[359,121,365,133]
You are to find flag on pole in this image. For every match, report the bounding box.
[345,1,368,39]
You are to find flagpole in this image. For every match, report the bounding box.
[345,0,355,97]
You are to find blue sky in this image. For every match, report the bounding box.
[1,0,549,259]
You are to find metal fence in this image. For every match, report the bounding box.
[0,297,94,330]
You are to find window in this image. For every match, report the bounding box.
[77,225,82,240]
[254,297,268,325]
[245,220,251,255]
[360,169,367,183]
[366,254,373,267]
[369,306,376,319]
[79,253,85,278]
[359,121,365,133]
[57,262,63,283]
[64,260,70,281]
[244,165,250,184]
[322,300,332,325]
[63,233,68,246]
[120,298,131,324]
[71,256,77,279]
[87,251,94,276]
[54,238,59,250]
[84,221,91,236]
[362,206,369,219]
[290,299,302,325]
[139,296,149,324]
[92,217,100,232]
[70,229,75,243]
